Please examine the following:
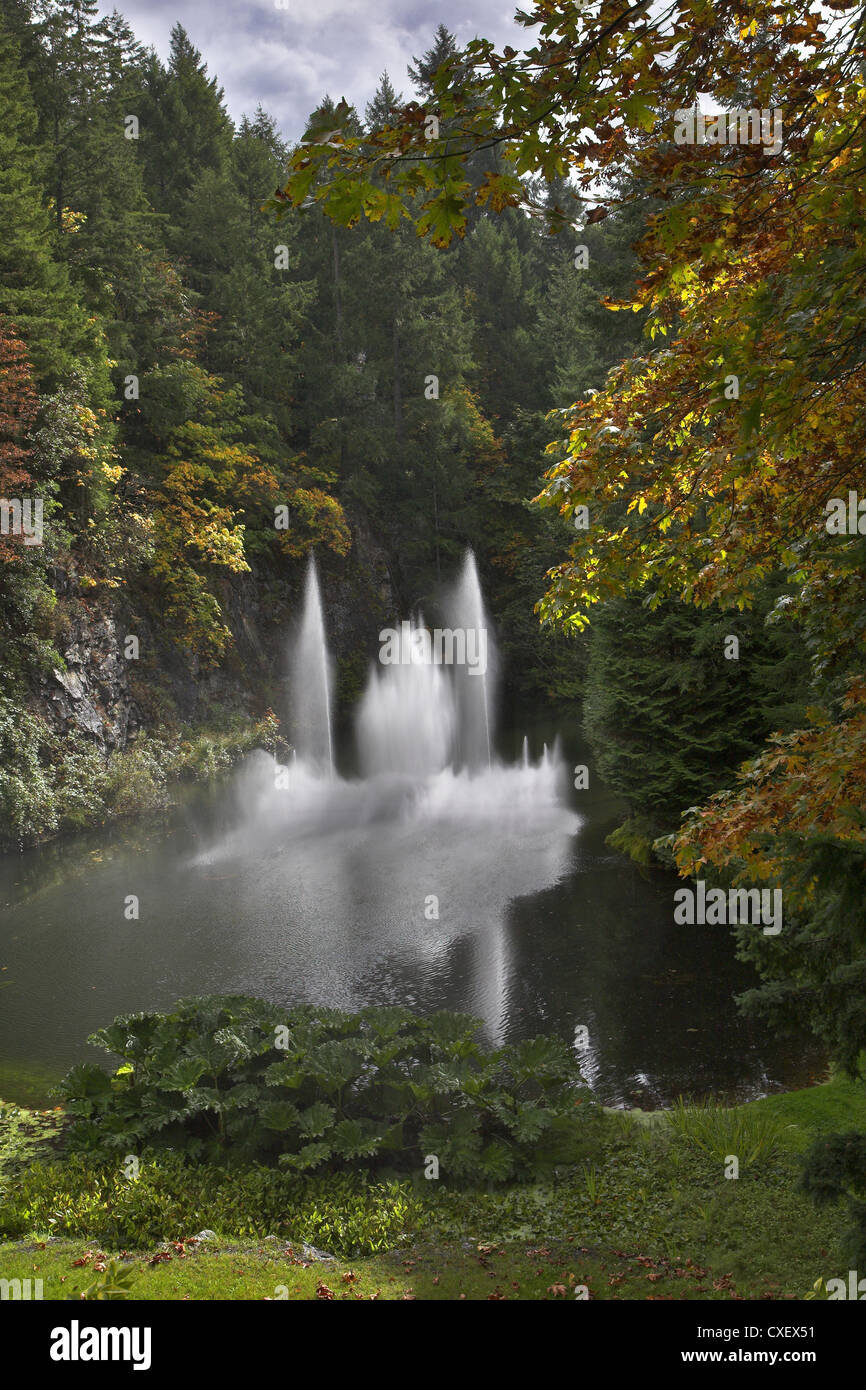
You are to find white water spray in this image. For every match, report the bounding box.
[290,555,334,774]
[448,549,495,770]
[267,548,572,832]
[354,549,496,777]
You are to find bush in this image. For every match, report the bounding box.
[57,996,592,1184]
[0,696,59,841]
[801,1130,866,1268]
[102,735,169,817]
[0,1152,420,1256]
[606,816,668,868]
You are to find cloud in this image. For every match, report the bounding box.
[99,0,523,137]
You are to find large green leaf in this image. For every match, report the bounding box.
[58,1064,113,1100]
[259,1100,300,1132]
[330,1119,385,1159]
[279,1141,332,1171]
[297,1102,335,1138]
[306,1041,365,1092]
[155,1058,208,1092]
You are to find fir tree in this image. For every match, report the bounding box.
[0,15,89,382]
[583,592,809,826]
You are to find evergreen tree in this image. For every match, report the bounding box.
[136,25,233,242]
[180,107,308,436]
[365,71,401,129]
[16,0,157,393]
[0,15,89,382]
[0,321,60,686]
[28,0,112,236]
[406,24,459,97]
[583,592,809,828]
[456,214,541,423]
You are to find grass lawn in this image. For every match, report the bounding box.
[0,1236,765,1301]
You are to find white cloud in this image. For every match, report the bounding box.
[99,0,523,136]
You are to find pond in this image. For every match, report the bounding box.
[0,712,823,1110]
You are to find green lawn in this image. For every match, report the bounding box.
[0,1236,764,1301]
[746,1071,866,1148]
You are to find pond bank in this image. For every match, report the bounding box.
[0,709,283,852]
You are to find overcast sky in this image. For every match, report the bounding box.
[99,1,524,139]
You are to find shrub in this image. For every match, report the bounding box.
[102,735,169,816]
[0,707,282,849]
[0,696,59,841]
[801,1130,866,1268]
[57,996,592,1184]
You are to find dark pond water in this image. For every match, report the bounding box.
[0,716,824,1108]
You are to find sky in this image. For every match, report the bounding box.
[98,0,525,139]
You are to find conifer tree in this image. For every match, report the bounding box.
[0,16,89,382]
[584,593,809,829]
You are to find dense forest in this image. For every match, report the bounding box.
[0,0,816,876]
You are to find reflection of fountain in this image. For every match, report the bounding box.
[290,556,334,775]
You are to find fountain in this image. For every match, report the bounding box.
[354,548,497,779]
[356,614,457,779]
[290,555,335,774]
[213,548,574,853]
[448,549,495,770]
[190,548,579,1045]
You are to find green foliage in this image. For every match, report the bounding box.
[801,1131,866,1269]
[420,1114,840,1299]
[606,817,665,869]
[584,592,809,827]
[0,1099,66,1178]
[0,702,279,848]
[715,837,866,1082]
[0,1152,421,1258]
[0,696,60,841]
[56,996,590,1183]
[2,1083,860,1297]
[665,1097,788,1170]
[0,16,91,383]
[77,1259,137,1300]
